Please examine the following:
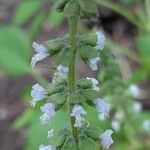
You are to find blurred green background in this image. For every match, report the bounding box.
[0,0,150,150]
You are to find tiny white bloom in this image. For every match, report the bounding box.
[31,83,47,107]
[133,102,142,113]
[111,120,120,132]
[88,57,100,71]
[86,77,99,91]
[52,64,69,82]
[94,98,110,118]
[40,103,55,124]
[39,144,55,150]
[142,120,150,131]
[114,111,124,121]
[129,84,140,98]
[31,42,49,67]
[99,129,114,149]
[95,31,106,50]
[47,129,54,139]
[71,104,87,128]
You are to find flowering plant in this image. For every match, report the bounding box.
[30,0,114,149]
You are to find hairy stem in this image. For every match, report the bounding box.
[68,15,78,138]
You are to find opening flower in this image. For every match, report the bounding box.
[71,104,87,128]
[99,129,114,149]
[31,42,49,67]
[40,103,55,124]
[31,83,47,107]
[86,77,99,91]
[94,98,110,118]
[52,64,69,82]
[95,31,106,50]
[88,57,100,71]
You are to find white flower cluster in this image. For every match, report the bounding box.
[87,31,105,71]
[31,42,49,68]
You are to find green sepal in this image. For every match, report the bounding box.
[48,92,67,105]
[80,34,97,47]
[54,47,75,66]
[79,45,98,62]
[64,0,80,18]
[45,38,64,56]
[60,136,78,150]
[79,135,97,150]
[49,129,67,147]
[46,84,63,95]
[55,0,69,12]
[85,125,103,139]
[81,89,100,105]
[68,92,86,104]
[79,0,98,19]
[77,78,92,89]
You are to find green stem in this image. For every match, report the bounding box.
[68,16,78,139]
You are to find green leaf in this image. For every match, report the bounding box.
[13,0,43,25]
[12,109,34,130]
[61,137,78,150]
[79,136,97,150]
[0,26,31,76]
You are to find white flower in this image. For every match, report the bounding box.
[95,31,106,50]
[31,42,49,67]
[71,104,87,128]
[31,83,47,107]
[129,84,140,98]
[88,57,100,71]
[111,120,120,132]
[99,129,114,149]
[40,103,55,124]
[47,129,54,139]
[86,77,99,91]
[142,120,150,131]
[94,98,110,118]
[39,144,55,150]
[52,64,69,82]
[133,102,142,113]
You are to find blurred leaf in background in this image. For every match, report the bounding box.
[0,26,31,76]
[13,0,43,26]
